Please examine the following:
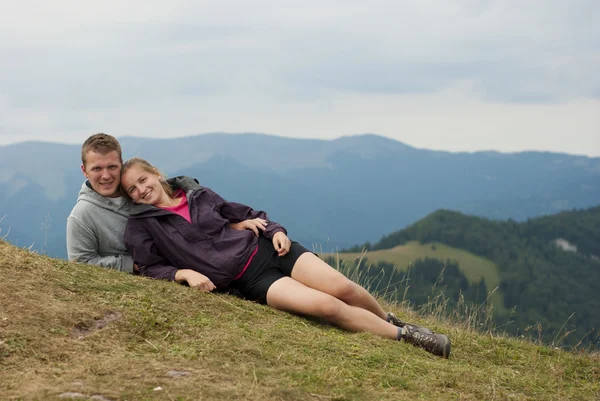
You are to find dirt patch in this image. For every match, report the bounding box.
[166,370,191,378]
[70,311,122,340]
[58,393,112,401]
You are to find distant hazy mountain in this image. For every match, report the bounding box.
[0,133,599,258]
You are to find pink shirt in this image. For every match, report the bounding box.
[161,190,192,223]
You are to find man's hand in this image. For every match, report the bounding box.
[175,269,216,292]
[229,218,268,236]
[272,231,291,257]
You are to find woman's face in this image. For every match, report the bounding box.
[121,164,167,206]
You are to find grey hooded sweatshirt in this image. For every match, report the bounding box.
[66,181,136,272]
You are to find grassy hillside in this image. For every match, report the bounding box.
[1,241,599,400]
[331,241,504,313]
[333,241,500,291]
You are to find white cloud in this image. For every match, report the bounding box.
[0,0,599,155]
[2,81,598,156]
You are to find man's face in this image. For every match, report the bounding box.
[81,150,122,197]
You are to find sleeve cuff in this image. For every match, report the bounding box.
[122,255,135,274]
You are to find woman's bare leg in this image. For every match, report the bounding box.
[290,252,388,320]
[266,277,398,338]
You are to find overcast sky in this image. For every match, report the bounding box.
[1,0,599,156]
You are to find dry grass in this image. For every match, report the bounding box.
[1,239,598,401]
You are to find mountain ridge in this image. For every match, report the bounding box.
[0,132,598,259]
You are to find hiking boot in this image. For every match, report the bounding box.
[387,312,408,327]
[400,323,451,359]
[387,312,431,333]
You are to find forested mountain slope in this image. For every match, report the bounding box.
[348,206,600,346]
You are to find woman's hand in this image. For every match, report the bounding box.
[175,269,216,292]
[229,218,268,236]
[272,231,291,256]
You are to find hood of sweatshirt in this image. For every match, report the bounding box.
[76,181,134,217]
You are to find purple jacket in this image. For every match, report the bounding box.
[123,178,286,288]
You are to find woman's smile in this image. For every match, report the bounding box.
[121,165,169,206]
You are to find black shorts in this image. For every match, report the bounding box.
[230,235,310,304]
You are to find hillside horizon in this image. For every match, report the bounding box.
[1,238,598,400]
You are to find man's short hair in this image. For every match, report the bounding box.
[81,133,123,166]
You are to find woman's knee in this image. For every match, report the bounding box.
[317,297,344,321]
[334,280,364,302]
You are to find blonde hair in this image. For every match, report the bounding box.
[120,157,173,199]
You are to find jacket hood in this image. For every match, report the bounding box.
[129,176,202,216]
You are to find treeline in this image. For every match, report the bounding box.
[345,206,600,347]
[326,256,488,318]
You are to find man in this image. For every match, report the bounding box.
[66,133,136,272]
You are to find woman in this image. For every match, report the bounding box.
[121,158,450,358]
